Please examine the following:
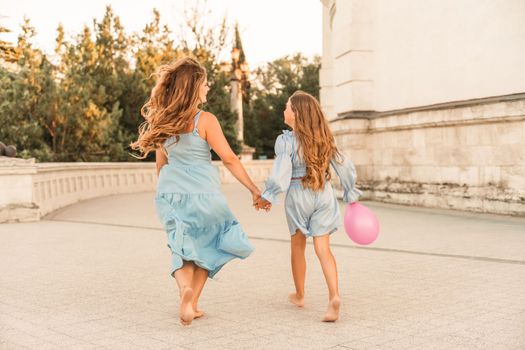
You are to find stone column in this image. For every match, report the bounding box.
[230,69,244,142]
[321,0,376,118]
[230,48,255,161]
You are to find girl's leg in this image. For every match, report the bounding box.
[289,230,307,307]
[313,234,340,322]
[191,266,208,319]
[173,260,196,325]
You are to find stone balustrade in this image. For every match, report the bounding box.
[0,159,273,223]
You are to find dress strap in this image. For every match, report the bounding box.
[193,110,202,132]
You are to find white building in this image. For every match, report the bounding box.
[321,0,525,215]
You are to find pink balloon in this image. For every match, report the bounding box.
[344,202,379,245]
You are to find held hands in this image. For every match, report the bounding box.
[251,187,262,208]
[251,187,272,212]
[254,197,272,212]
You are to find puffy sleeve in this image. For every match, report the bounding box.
[261,133,293,204]
[330,154,362,203]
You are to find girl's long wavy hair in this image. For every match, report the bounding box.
[290,90,342,191]
[130,57,207,158]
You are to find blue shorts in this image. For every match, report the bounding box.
[284,180,341,237]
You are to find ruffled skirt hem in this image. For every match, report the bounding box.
[156,193,254,279]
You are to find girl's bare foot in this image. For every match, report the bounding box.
[288,293,305,307]
[179,286,195,326]
[194,309,205,319]
[322,296,340,322]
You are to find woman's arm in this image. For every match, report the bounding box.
[204,113,260,197]
[155,148,168,176]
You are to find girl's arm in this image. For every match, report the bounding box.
[260,134,293,204]
[204,113,260,197]
[330,155,362,203]
[155,148,168,176]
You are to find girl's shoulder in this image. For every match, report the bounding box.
[277,129,295,141]
[274,130,296,155]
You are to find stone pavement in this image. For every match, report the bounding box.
[1,184,524,349]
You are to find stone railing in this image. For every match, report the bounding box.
[0,159,273,223]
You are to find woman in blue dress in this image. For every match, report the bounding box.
[132,57,258,326]
[255,90,361,322]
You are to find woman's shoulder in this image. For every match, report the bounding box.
[196,111,220,130]
[198,110,217,122]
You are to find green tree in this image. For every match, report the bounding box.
[244,54,321,158]
[122,8,184,160]
[91,6,130,160]
[206,65,240,156]
[1,5,319,163]
[0,18,55,160]
[54,23,122,161]
[179,2,240,155]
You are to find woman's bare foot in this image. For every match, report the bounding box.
[288,293,305,307]
[322,296,340,322]
[194,309,205,319]
[179,286,195,326]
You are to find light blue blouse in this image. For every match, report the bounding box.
[261,130,362,204]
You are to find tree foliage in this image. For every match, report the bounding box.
[0,6,320,162]
[244,54,321,158]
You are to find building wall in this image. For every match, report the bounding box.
[321,0,525,116]
[331,96,525,215]
[321,0,525,215]
[373,0,525,111]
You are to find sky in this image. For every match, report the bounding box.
[0,0,322,67]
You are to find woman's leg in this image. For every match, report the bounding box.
[313,234,340,322]
[289,230,307,307]
[191,266,208,319]
[174,260,196,325]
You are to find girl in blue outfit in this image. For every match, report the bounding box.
[132,57,258,326]
[256,90,361,322]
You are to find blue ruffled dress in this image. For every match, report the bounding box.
[155,111,254,278]
[261,130,362,237]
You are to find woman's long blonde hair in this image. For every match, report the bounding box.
[130,57,207,158]
[290,90,341,191]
